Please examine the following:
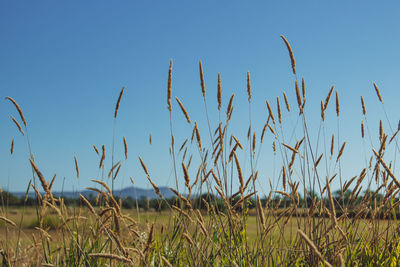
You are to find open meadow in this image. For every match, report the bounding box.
[2,36,400,266]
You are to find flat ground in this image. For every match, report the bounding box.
[0,206,393,250]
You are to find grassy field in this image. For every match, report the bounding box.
[2,36,400,266]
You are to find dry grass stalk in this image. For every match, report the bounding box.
[99,145,105,168]
[320,101,325,121]
[0,216,17,227]
[48,174,56,191]
[89,253,132,264]
[280,35,296,75]
[277,97,282,124]
[5,96,27,127]
[301,77,306,100]
[336,142,346,162]
[171,205,192,222]
[183,232,194,245]
[148,176,162,199]
[31,184,42,202]
[199,61,206,97]
[282,143,298,154]
[93,144,99,155]
[108,161,121,178]
[295,80,302,113]
[379,120,383,141]
[233,152,244,194]
[373,82,383,103]
[211,170,223,190]
[361,121,365,138]
[283,91,290,112]
[107,194,121,215]
[226,93,235,118]
[282,166,287,191]
[161,256,173,267]
[373,148,400,188]
[232,192,256,210]
[326,177,337,226]
[268,124,276,136]
[324,85,334,110]
[74,156,79,179]
[91,179,111,194]
[80,194,96,215]
[138,156,150,176]
[261,116,271,143]
[29,159,54,203]
[179,139,188,152]
[361,96,366,115]
[247,71,251,103]
[107,229,128,257]
[315,153,323,167]
[257,196,266,228]
[113,164,122,180]
[330,134,335,156]
[335,91,340,116]
[149,133,152,145]
[252,132,256,153]
[197,218,209,238]
[217,73,222,110]
[182,162,190,188]
[175,97,191,124]
[114,87,125,118]
[10,115,24,135]
[274,191,291,199]
[123,137,128,159]
[232,135,243,150]
[266,100,275,124]
[194,122,202,149]
[144,223,154,253]
[86,187,108,200]
[297,229,333,267]
[10,138,14,155]
[167,60,172,112]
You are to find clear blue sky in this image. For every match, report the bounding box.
[1,1,400,194]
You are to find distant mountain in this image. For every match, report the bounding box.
[12,186,176,200]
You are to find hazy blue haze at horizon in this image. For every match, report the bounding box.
[1,1,400,194]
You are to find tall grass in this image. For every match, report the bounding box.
[2,36,400,266]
